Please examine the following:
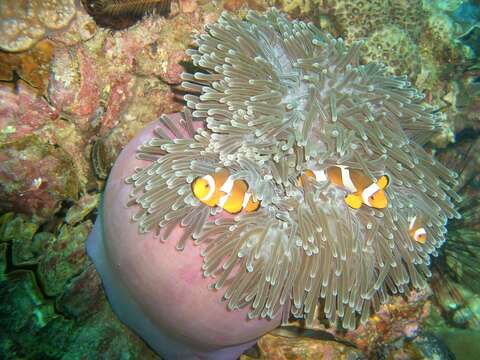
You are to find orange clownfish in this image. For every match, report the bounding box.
[300,165,390,209]
[408,215,427,244]
[191,169,261,214]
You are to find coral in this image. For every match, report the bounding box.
[0,270,58,357]
[421,12,464,69]
[323,0,463,107]
[325,0,427,43]
[326,0,389,42]
[386,333,455,360]
[0,0,77,52]
[340,289,432,354]
[223,0,267,12]
[0,210,159,358]
[240,332,363,359]
[0,5,203,220]
[0,213,53,267]
[65,193,100,225]
[48,46,102,121]
[0,136,79,219]
[277,0,321,14]
[56,264,105,319]
[48,8,98,47]
[0,82,60,143]
[362,25,420,78]
[427,0,465,12]
[0,40,54,94]
[38,221,92,297]
[388,0,427,40]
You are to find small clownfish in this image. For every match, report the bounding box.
[191,168,261,214]
[408,215,427,244]
[299,165,390,209]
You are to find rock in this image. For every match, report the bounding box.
[38,221,91,297]
[65,193,100,225]
[56,263,105,319]
[0,270,57,355]
[0,136,79,219]
[241,332,364,360]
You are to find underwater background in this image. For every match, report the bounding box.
[0,0,479,359]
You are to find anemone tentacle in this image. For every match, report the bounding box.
[126,9,458,330]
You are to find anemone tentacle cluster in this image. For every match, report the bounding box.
[126,9,459,329]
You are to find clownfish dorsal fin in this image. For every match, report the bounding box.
[345,194,362,209]
[376,175,389,189]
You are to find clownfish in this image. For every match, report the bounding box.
[299,165,390,209]
[408,215,427,244]
[191,169,261,214]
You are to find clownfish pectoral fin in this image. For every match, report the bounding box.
[345,194,363,209]
[377,175,389,189]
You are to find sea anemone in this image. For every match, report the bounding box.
[123,8,460,331]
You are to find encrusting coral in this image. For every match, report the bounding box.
[0,0,77,52]
[362,25,420,79]
[125,9,460,331]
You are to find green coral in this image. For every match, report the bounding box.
[362,25,421,78]
[278,0,322,14]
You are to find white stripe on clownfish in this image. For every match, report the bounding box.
[201,174,216,201]
[408,215,427,244]
[362,182,381,207]
[217,176,235,208]
[191,168,261,214]
[242,192,252,209]
[339,165,357,193]
[299,165,390,210]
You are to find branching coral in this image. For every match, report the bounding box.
[126,9,459,330]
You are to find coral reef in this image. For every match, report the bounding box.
[0,5,205,219]
[0,209,160,358]
[0,0,478,359]
[0,2,227,358]
[318,0,476,148]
